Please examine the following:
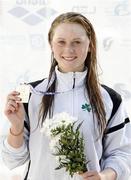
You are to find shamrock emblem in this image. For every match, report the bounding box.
[81,103,91,112]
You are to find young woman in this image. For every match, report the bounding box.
[2,12,131,180]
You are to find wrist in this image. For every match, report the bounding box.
[10,126,24,136]
[99,172,106,180]
[100,168,117,180]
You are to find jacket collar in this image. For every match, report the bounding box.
[55,66,88,92]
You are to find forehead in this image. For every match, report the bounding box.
[52,23,87,39]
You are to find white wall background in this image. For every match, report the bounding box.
[0,0,131,179]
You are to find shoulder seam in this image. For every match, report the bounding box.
[102,84,122,124]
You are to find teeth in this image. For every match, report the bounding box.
[63,57,75,60]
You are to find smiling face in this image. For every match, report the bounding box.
[50,23,90,73]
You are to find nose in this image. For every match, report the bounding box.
[63,45,75,54]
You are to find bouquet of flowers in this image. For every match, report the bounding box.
[40,112,88,177]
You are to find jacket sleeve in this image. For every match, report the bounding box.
[1,113,30,170]
[101,100,131,180]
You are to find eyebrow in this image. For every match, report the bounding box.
[55,38,82,40]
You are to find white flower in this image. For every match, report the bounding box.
[53,112,76,125]
[40,112,77,137]
[40,112,87,177]
[55,156,60,162]
[49,135,61,153]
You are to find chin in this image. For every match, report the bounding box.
[59,68,74,73]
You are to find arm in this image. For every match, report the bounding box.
[80,99,130,180]
[2,91,30,169]
[101,100,131,180]
[7,124,24,148]
[2,126,30,170]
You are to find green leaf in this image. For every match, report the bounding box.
[51,120,88,177]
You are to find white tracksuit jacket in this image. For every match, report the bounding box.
[2,68,131,180]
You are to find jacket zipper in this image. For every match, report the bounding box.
[72,73,75,116]
[72,72,76,89]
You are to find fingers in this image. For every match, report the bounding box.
[81,171,96,178]
[5,101,18,115]
[7,91,21,103]
[7,99,19,111]
[4,91,22,115]
[80,171,101,180]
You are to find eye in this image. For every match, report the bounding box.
[74,41,81,44]
[73,41,81,46]
[57,41,65,46]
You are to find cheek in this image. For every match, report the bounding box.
[52,45,62,56]
[78,47,89,58]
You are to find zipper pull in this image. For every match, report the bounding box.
[72,72,75,89]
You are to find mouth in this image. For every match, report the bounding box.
[62,56,77,61]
